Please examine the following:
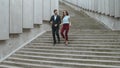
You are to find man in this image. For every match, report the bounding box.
[50,9,61,45]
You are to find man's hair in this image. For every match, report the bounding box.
[54,9,57,13]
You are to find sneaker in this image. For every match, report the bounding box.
[58,41,60,44]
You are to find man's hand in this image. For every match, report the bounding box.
[50,22,53,24]
[54,24,57,27]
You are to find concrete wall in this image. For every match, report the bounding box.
[62,0,120,30]
[43,0,59,20]
[0,0,58,62]
[10,0,23,33]
[43,0,51,20]
[34,0,43,24]
[0,0,9,40]
[23,0,34,28]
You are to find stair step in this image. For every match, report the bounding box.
[33,40,120,44]
[45,31,120,35]
[30,43,120,47]
[3,57,120,68]
[33,39,120,43]
[32,37,120,44]
[19,48,120,56]
[1,61,64,68]
[14,52,120,61]
[26,44,120,48]
[38,37,120,40]
[46,30,120,33]
[7,55,120,66]
[32,40,120,43]
[24,45,120,52]
[31,42,120,45]
[40,35,120,38]
[38,37,120,39]
[34,38,120,42]
[44,34,120,36]
[0,64,21,68]
[25,45,120,51]
[44,33,120,35]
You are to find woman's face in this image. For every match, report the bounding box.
[63,11,66,15]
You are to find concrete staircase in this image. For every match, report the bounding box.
[0,29,120,68]
[0,2,120,68]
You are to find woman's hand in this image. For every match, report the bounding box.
[60,23,63,26]
[69,23,71,27]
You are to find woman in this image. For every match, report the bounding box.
[61,10,71,45]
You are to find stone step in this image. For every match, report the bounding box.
[8,54,120,66]
[19,48,120,56]
[35,38,120,41]
[32,39,120,44]
[44,33,120,35]
[46,30,120,32]
[70,31,120,34]
[37,37,120,40]
[31,42,120,45]
[3,57,120,68]
[55,32,120,35]
[25,45,120,51]
[33,38,120,42]
[38,37,120,40]
[69,29,119,32]
[41,33,120,36]
[1,61,62,68]
[30,43,120,48]
[39,36,120,39]
[20,47,120,54]
[27,44,120,49]
[45,31,120,34]
[14,52,120,61]
[33,39,120,43]
[0,64,21,68]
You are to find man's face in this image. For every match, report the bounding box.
[54,11,58,15]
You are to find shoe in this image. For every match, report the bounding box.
[65,41,68,46]
[53,42,56,46]
[58,41,60,44]
[53,44,56,46]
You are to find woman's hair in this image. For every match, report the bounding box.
[62,10,69,19]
